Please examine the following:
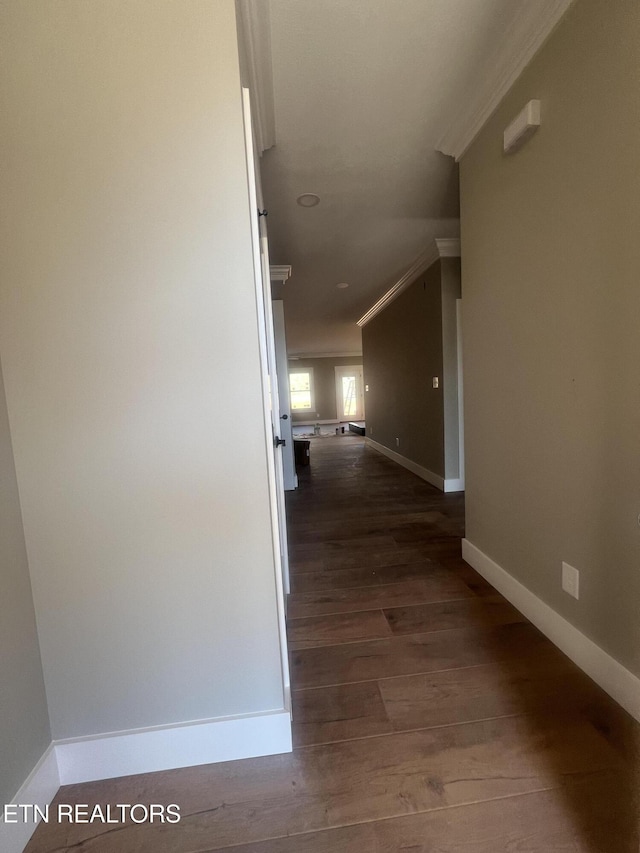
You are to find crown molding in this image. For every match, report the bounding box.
[436,0,575,161]
[357,237,460,328]
[236,0,276,155]
[270,265,292,282]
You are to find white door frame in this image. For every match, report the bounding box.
[335,365,365,421]
[242,88,291,711]
[456,298,465,490]
[272,300,297,491]
[259,232,291,601]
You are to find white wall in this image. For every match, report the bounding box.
[0,0,286,741]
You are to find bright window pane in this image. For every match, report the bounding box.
[290,371,312,410]
[342,376,357,417]
[290,372,310,392]
[291,390,311,410]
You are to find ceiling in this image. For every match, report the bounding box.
[259,0,564,355]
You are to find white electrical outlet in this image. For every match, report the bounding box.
[432,377,439,388]
[395,437,400,447]
[562,562,580,599]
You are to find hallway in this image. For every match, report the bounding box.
[284,435,638,851]
[26,437,638,852]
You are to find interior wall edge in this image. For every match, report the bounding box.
[0,743,60,853]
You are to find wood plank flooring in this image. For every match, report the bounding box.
[25,436,639,852]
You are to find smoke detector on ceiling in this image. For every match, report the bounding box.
[296,193,320,207]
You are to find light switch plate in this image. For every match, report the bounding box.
[562,562,580,599]
[432,377,439,389]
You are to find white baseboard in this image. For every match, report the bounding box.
[365,437,445,491]
[444,478,464,493]
[55,708,292,785]
[462,539,640,724]
[1,709,291,851]
[0,745,60,853]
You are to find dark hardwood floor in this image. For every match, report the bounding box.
[26,436,639,852]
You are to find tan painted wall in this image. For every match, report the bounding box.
[289,356,363,422]
[0,0,285,740]
[0,361,50,806]
[460,0,640,676]
[362,261,446,477]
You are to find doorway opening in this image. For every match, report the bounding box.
[335,365,365,422]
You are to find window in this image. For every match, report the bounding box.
[289,369,315,412]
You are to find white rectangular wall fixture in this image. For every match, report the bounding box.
[503,99,541,153]
[562,561,580,599]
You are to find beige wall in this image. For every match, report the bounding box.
[460,0,640,676]
[363,261,445,476]
[362,259,461,481]
[0,0,285,740]
[0,361,50,806]
[289,356,363,422]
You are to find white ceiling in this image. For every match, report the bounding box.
[260,0,556,354]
